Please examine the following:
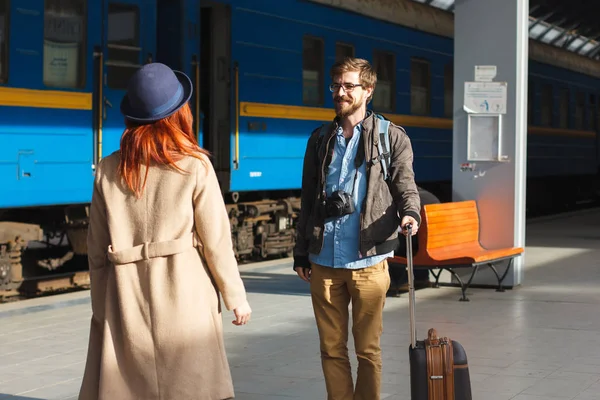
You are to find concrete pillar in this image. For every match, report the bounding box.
[452,0,529,287]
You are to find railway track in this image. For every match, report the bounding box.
[0,245,292,304]
[0,252,273,304]
[0,270,90,304]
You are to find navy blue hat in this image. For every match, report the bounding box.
[120,62,193,123]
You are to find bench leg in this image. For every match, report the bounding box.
[430,269,443,288]
[487,259,513,292]
[445,266,479,302]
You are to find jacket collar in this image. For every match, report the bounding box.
[360,110,376,142]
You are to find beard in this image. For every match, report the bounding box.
[334,95,362,118]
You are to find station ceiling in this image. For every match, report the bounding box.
[411,0,600,60]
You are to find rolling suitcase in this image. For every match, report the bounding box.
[405,223,473,400]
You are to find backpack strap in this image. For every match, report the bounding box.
[374,115,391,181]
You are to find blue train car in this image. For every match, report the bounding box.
[0,0,158,290]
[165,0,598,209]
[527,58,600,211]
[0,0,598,291]
[163,0,598,249]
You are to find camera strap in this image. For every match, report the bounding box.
[348,134,365,197]
[317,122,366,200]
[318,125,336,201]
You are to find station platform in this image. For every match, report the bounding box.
[0,208,599,400]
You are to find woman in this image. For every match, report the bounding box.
[79,63,251,400]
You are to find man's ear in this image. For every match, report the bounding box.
[366,86,374,103]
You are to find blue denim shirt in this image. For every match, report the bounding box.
[309,123,394,269]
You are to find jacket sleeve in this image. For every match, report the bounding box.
[292,128,320,270]
[387,125,422,226]
[87,160,111,272]
[193,156,247,311]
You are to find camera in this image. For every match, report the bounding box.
[324,190,355,218]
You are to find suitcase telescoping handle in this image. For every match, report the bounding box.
[404,223,417,349]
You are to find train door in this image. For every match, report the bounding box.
[175,0,201,145]
[199,0,232,191]
[98,0,157,159]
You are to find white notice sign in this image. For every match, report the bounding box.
[474,65,497,82]
[464,81,507,114]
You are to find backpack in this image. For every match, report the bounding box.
[315,113,392,181]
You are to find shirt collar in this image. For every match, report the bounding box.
[335,122,363,137]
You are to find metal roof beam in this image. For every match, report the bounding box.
[528,10,557,31]
[572,29,600,52]
[534,17,566,41]
[539,4,584,28]
[549,21,581,46]
[586,43,600,58]
[529,4,541,14]
[410,0,600,58]
[573,36,595,53]
[562,35,579,49]
[540,1,600,39]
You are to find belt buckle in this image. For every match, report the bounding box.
[142,242,150,260]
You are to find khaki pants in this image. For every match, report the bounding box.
[310,260,391,400]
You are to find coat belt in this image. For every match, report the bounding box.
[107,232,199,265]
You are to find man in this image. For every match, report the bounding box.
[293,57,421,400]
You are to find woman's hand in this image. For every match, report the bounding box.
[232,301,252,326]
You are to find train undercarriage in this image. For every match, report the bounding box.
[1,174,598,295]
[226,197,301,260]
[0,195,302,293]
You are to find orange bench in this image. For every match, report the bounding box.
[390,200,524,301]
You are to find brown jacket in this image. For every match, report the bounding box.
[293,111,421,269]
[78,152,247,400]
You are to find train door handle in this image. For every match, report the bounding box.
[103,97,112,120]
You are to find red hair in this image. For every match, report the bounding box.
[117,102,210,198]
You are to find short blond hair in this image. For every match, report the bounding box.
[330,57,377,102]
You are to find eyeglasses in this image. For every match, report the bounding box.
[329,83,363,93]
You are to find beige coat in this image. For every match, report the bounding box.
[78,152,247,400]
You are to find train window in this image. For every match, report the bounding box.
[0,0,8,83]
[444,63,453,118]
[559,88,569,129]
[106,3,141,89]
[43,0,86,88]
[335,42,354,62]
[372,50,395,112]
[575,91,585,130]
[303,36,324,106]
[410,58,430,115]
[590,94,596,130]
[540,84,552,127]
